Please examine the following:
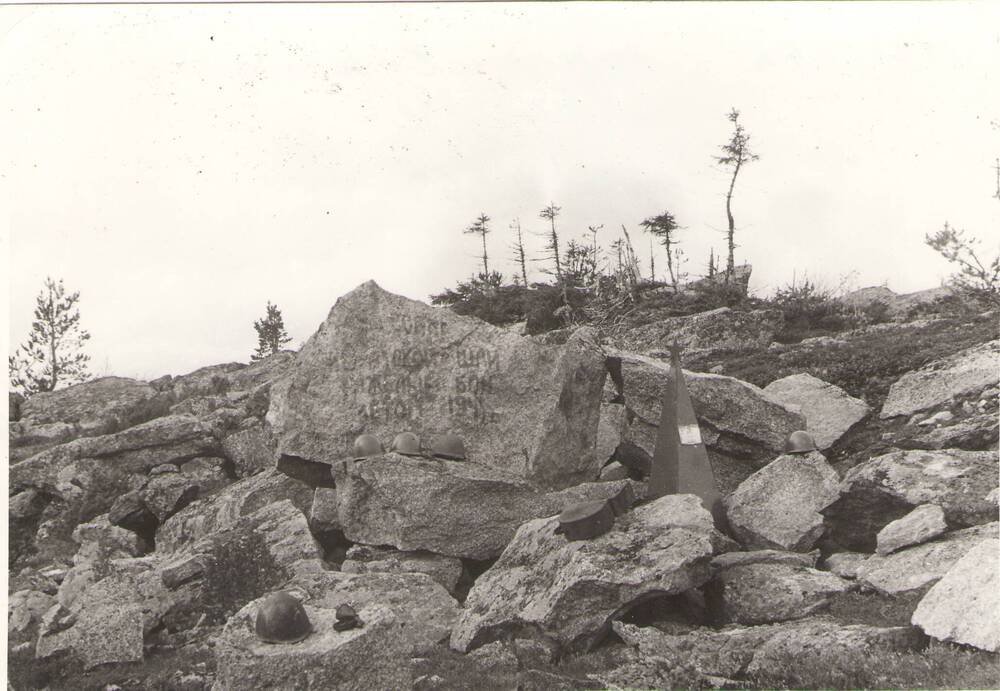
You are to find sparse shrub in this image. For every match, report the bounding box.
[861,298,891,325]
[770,278,854,342]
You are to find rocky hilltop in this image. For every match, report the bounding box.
[8,281,999,689]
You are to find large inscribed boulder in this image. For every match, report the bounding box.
[268,281,607,489]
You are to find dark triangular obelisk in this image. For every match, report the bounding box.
[649,345,724,525]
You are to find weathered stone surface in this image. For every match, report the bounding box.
[8,589,56,636]
[9,415,220,519]
[856,522,998,595]
[763,373,870,449]
[876,504,948,555]
[309,487,340,534]
[9,377,173,461]
[222,417,276,477]
[333,453,640,559]
[215,599,410,691]
[268,282,608,489]
[293,570,460,655]
[341,545,463,594]
[741,618,924,675]
[822,552,867,579]
[140,472,200,522]
[822,448,998,551]
[157,469,313,554]
[612,352,804,493]
[612,307,783,363]
[912,538,1000,652]
[706,558,850,625]
[711,549,818,572]
[599,461,630,481]
[167,351,294,404]
[451,494,719,652]
[881,340,1000,419]
[38,557,169,667]
[724,452,840,552]
[900,413,1000,451]
[613,616,924,680]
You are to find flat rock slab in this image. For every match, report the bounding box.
[856,522,998,595]
[333,453,641,559]
[291,570,460,655]
[877,504,948,555]
[881,340,1000,419]
[215,600,410,690]
[267,281,608,490]
[822,448,998,551]
[707,558,850,625]
[342,545,463,595]
[450,494,719,653]
[10,376,173,461]
[763,373,870,450]
[912,538,1000,652]
[724,452,840,552]
[613,616,923,680]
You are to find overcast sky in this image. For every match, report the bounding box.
[3,2,999,381]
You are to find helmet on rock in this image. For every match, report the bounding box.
[430,434,467,461]
[784,430,818,455]
[389,431,422,457]
[255,591,312,644]
[352,434,384,460]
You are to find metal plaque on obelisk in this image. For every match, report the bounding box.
[649,345,724,526]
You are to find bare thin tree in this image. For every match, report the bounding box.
[713,108,759,282]
[538,203,563,282]
[510,218,529,286]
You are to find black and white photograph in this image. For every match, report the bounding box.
[3,2,999,688]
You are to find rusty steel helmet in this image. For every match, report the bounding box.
[255,591,312,644]
[352,434,384,460]
[389,431,422,457]
[430,434,466,461]
[784,430,818,455]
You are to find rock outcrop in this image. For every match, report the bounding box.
[821,448,998,551]
[724,452,840,552]
[341,545,463,594]
[610,352,804,492]
[881,340,999,419]
[912,537,1000,652]
[855,522,998,595]
[763,373,870,449]
[332,452,641,559]
[451,494,720,653]
[612,307,783,363]
[215,599,411,690]
[706,551,850,625]
[268,281,608,490]
[876,504,948,555]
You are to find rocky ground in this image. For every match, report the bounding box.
[7,280,999,690]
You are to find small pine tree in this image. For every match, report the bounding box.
[251,301,292,361]
[464,213,491,275]
[9,277,91,396]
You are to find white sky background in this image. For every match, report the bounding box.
[2,2,999,381]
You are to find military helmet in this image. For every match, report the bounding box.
[352,434,384,460]
[389,431,422,457]
[784,430,818,454]
[556,500,615,541]
[430,434,466,461]
[255,591,312,644]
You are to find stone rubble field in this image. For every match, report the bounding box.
[8,281,1000,689]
